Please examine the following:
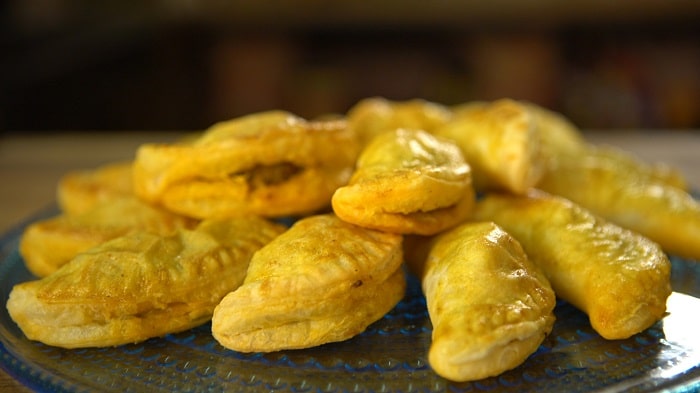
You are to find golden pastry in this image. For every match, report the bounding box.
[523,101,589,161]
[133,111,360,219]
[57,161,134,215]
[591,146,687,190]
[451,100,589,166]
[7,217,285,348]
[473,190,672,340]
[537,145,698,259]
[19,196,197,277]
[332,128,475,235]
[434,98,544,194]
[521,100,686,190]
[347,97,452,148]
[416,221,555,382]
[212,214,405,352]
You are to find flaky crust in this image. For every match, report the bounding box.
[435,98,544,194]
[19,196,197,277]
[57,161,134,215]
[133,111,360,219]
[212,214,405,352]
[537,145,699,259]
[419,221,555,381]
[8,217,285,348]
[474,190,672,340]
[523,101,589,162]
[332,129,475,235]
[347,97,453,148]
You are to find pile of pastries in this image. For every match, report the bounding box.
[7,97,700,382]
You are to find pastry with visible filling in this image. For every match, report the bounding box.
[8,217,285,348]
[212,214,405,352]
[133,111,360,219]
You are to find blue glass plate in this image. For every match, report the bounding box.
[2,211,700,393]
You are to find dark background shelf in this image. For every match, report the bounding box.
[2,1,699,132]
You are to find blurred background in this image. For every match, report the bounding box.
[2,0,700,133]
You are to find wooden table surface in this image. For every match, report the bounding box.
[0,130,699,392]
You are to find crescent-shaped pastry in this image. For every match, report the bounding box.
[586,146,688,190]
[434,98,544,194]
[19,196,197,277]
[414,221,556,382]
[57,161,134,215]
[536,146,699,259]
[473,190,672,340]
[212,214,405,352]
[347,97,453,148]
[133,111,360,219]
[522,101,589,161]
[331,128,475,235]
[7,217,285,348]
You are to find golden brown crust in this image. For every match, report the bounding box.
[537,145,699,259]
[6,98,686,382]
[332,128,475,235]
[212,214,405,352]
[133,111,360,219]
[19,196,197,277]
[347,97,453,148]
[435,98,545,194]
[57,161,134,216]
[522,101,588,161]
[473,190,672,340]
[8,217,285,348]
[418,221,556,381]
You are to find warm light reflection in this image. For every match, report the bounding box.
[662,292,700,346]
[654,292,700,379]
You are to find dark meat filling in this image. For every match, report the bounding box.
[239,163,303,189]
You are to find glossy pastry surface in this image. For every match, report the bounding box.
[434,98,544,194]
[133,111,359,219]
[212,214,405,352]
[19,196,197,277]
[8,217,285,348]
[537,146,698,259]
[418,221,556,382]
[332,128,474,235]
[473,190,672,340]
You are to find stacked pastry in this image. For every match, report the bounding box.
[7,97,698,384]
